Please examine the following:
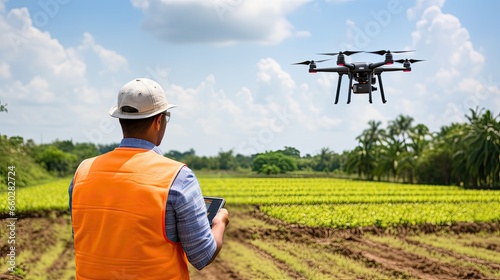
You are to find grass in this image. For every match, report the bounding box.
[222,240,290,280]
[251,240,315,279]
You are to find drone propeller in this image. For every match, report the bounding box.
[394,59,425,64]
[318,50,362,56]
[292,59,331,65]
[367,50,415,55]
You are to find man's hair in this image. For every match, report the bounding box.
[119,116,157,135]
[118,105,162,135]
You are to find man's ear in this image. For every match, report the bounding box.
[154,114,161,130]
[155,114,163,130]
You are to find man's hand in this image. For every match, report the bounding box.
[212,208,229,227]
[207,208,229,265]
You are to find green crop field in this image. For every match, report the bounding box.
[3,177,499,228]
[1,177,500,279]
[199,177,500,228]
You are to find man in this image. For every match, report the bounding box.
[69,78,229,279]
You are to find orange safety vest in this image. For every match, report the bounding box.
[71,147,190,280]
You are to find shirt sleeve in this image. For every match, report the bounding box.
[168,166,217,270]
[68,177,74,238]
[68,178,74,213]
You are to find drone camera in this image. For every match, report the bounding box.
[352,83,369,94]
[352,83,378,94]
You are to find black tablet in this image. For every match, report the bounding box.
[204,196,226,226]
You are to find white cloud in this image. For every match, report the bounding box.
[410,4,485,79]
[407,0,444,21]
[0,5,129,145]
[256,58,296,90]
[132,0,311,45]
[0,62,10,79]
[0,5,127,92]
[9,76,55,104]
[401,1,498,125]
[0,6,87,99]
[79,32,128,73]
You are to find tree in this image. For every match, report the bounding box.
[376,133,404,181]
[347,121,384,179]
[234,153,252,169]
[415,124,459,185]
[459,108,500,188]
[98,143,120,154]
[388,115,414,146]
[73,142,100,164]
[218,150,235,170]
[0,100,7,113]
[312,147,340,173]
[278,146,301,158]
[399,123,431,183]
[164,149,184,161]
[252,152,297,174]
[385,115,416,182]
[35,146,77,176]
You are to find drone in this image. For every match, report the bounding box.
[293,50,424,104]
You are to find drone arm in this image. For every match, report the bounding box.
[369,61,387,70]
[313,67,349,73]
[342,62,355,70]
[374,67,410,73]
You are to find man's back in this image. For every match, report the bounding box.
[71,148,189,279]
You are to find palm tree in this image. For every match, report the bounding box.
[376,133,405,182]
[315,147,334,173]
[349,120,384,180]
[416,123,462,185]
[461,108,500,188]
[385,115,415,182]
[400,123,431,183]
[388,115,414,147]
[0,101,7,113]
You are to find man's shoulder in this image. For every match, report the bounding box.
[75,154,101,172]
[159,155,185,166]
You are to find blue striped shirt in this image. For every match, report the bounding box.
[68,138,216,270]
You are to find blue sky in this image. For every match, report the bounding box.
[0,0,499,156]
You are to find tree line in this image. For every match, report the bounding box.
[0,107,498,189]
[345,108,499,189]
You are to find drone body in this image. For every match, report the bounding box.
[293,50,423,104]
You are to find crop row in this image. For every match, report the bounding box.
[2,177,499,229]
[199,177,500,228]
[259,202,500,228]
[199,178,500,205]
[0,178,70,215]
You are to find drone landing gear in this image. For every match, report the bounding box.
[347,75,353,104]
[376,73,387,103]
[334,74,343,104]
[368,73,373,104]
